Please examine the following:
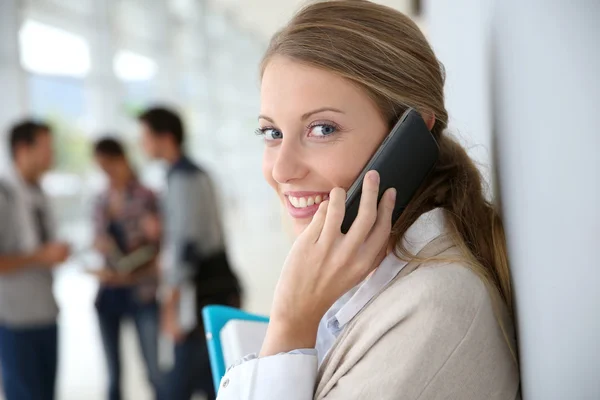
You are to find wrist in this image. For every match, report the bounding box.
[30,249,45,265]
[260,317,319,357]
[161,287,180,309]
[165,286,180,301]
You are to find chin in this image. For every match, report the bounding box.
[292,218,312,237]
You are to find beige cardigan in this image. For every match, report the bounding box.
[217,236,521,399]
[314,236,521,399]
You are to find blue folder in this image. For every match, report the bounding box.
[202,305,269,392]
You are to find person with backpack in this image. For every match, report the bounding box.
[138,107,241,400]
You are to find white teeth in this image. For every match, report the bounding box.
[290,196,299,207]
[288,195,325,209]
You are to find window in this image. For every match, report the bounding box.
[19,19,91,77]
[19,19,93,246]
[113,50,158,82]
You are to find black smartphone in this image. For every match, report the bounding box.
[340,108,439,234]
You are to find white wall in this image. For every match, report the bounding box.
[493,2,600,399]
[0,0,26,171]
[426,0,600,398]
[424,0,494,190]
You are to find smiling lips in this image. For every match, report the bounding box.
[285,192,330,218]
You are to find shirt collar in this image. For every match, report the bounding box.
[3,167,41,204]
[168,155,197,177]
[123,177,142,193]
[325,207,447,335]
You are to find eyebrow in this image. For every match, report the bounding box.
[258,107,345,123]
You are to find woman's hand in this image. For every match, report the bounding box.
[141,214,161,242]
[94,236,113,256]
[261,170,396,356]
[90,269,134,286]
[161,289,185,342]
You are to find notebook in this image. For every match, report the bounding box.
[202,305,269,392]
[220,319,269,368]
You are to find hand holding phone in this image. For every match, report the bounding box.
[263,171,396,357]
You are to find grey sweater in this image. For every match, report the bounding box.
[162,156,225,288]
[0,175,58,327]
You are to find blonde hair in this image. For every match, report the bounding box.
[260,0,514,318]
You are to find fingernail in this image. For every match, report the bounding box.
[368,170,379,184]
[389,188,397,202]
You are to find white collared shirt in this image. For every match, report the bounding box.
[316,207,446,363]
[217,208,447,399]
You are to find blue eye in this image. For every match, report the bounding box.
[256,127,283,141]
[310,124,337,137]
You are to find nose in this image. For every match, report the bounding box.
[271,139,309,184]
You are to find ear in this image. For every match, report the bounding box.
[423,112,436,131]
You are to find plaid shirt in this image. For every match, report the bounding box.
[93,179,159,298]
[94,179,158,250]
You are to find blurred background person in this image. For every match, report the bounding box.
[0,120,70,400]
[91,137,164,400]
[139,107,240,400]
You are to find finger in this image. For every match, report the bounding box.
[345,170,380,249]
[318,188,346,245]
[174,330,185,343]
[302,200,329,243]
[358,187,396,265]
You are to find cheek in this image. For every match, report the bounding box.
[261,150,278,192]
[141,135,155,154]
[337,130,388,187]
[318,145,373,190]
[39,146,53,166]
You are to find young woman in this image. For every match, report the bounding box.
[218,1,520,399]
[92,138,164,400]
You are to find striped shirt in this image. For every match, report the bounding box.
[93,179,160,300]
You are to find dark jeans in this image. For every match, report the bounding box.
[0,324,58,400]
[97,292,164,400]
[166,331,215,400]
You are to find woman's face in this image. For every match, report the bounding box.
[260,56,388,236]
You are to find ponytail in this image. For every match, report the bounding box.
[392,133,513,316]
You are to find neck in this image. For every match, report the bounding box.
[112,170,133,190]
[15,162,38,185]
[163,146,182,166]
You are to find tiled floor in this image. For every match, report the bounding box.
[46,210,289,400]
[0,192,288,400]
[54,265,155,400]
